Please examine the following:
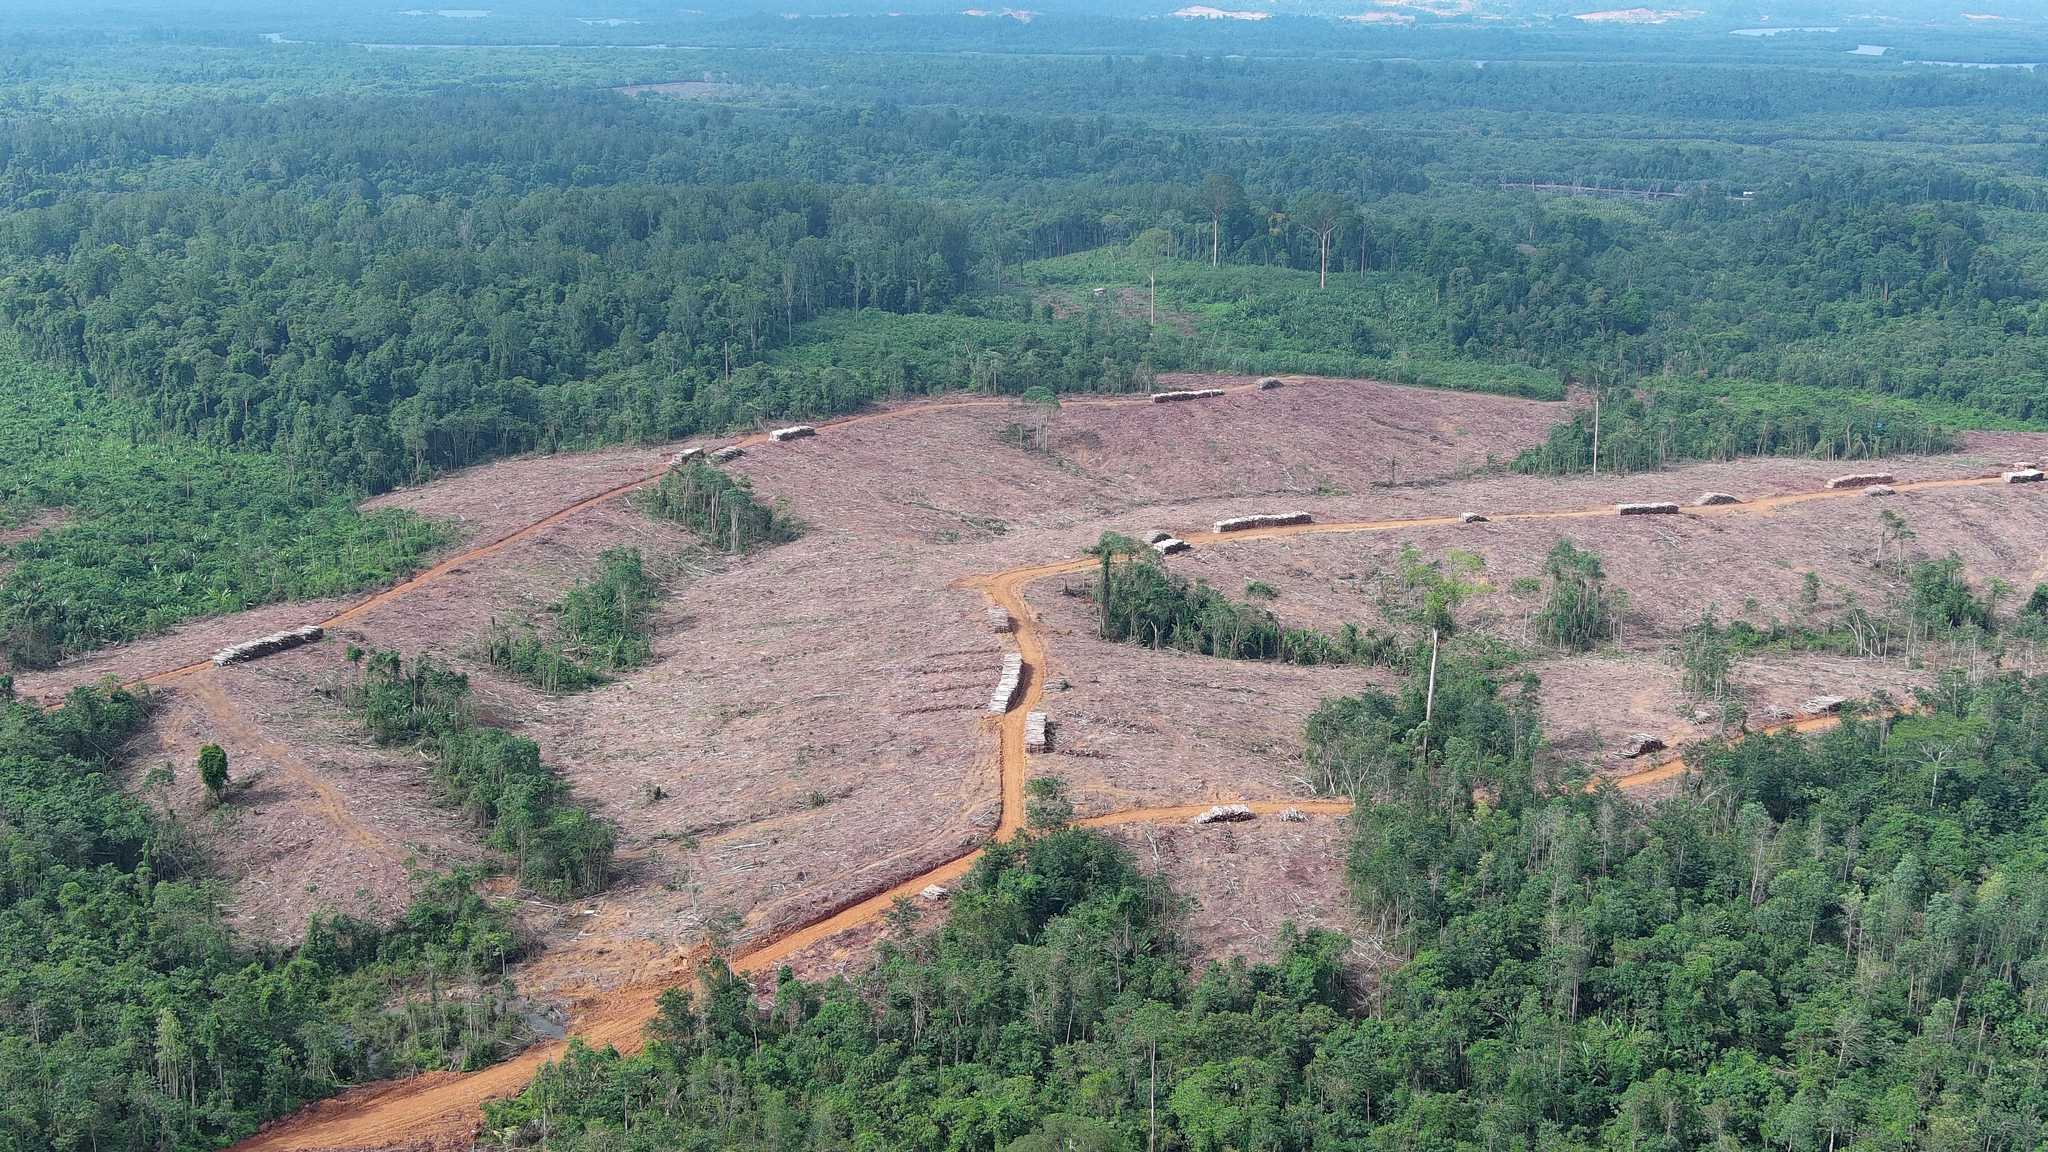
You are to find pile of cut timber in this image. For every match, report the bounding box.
[1190,804,1255,825]
[1213,511,1312,533]
[769,425,816,442]
[213,625,324,667]
[2005,469,2045,484]
[1151,388,1226,404]
[1460,512,1489,524]
[671,447,705,468]
[711,446,744,463]
[987,653,1024,714]
[1152,537,1191,556]
[1802,695,1847,716]
[1278,807,1307,822]
[1826,472,1893,490]
[1143,530,1174,544]
[920,884,949,901]
[987,605,1012,634]
[1863,484,1896,497]
[1616,502,1680,516]
[1256,377,1284,390]
[1696,492,1741,506]
[1024,712,1048,753]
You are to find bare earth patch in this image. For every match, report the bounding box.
[21,377,2048,1013]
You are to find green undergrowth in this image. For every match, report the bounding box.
[0,341,450,669]
[338,650,616,898]
[482,548,660,693]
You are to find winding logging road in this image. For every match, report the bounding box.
[188,384,2017,1150]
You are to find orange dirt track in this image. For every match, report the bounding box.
[218,389,2013,1151]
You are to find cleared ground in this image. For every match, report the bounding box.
[13,376,2048,1149]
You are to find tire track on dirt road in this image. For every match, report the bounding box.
[218,394,2022,1149]
[185,674,404,868]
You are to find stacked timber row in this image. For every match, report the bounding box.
[1616,502,1680,516]
[1151,388,1226,403]
[1696,492,1741,506]
[1024,711,1049,753]
[213,625,324,667]
[1826,472,1893,490]
[770,425,816,442]
[1803,695,1848,716]
[1213,511,1312,533]
[1143,530,1175,544]
[2005,469,2045,484]
[1864,485,1896,497]
[672,447,705,468]
[1460,512,1489,524]
[988,605,1013,634]
[987,653,1024,714]
[711,446,744,462]
[1152,537,1191,556]
[1257,377,1284,390]
[1191,803,1255,825]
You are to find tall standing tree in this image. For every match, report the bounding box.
[1295,192,1352,289]
[1202,172,1246,268]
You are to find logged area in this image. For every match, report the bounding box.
[14,10,2048,1151]
[13,374,2044,1150]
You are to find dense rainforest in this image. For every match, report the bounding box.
[8,69,2048,660]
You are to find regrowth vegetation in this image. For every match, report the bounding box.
[341,650,615,898]
[1090,533,1398,667]
[641,463,802,554]
[482,548,660,693]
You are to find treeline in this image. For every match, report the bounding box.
[343,650,615,898]
[1513,381,1960,476]
[0,180,970,493]
[0,685,530,1152]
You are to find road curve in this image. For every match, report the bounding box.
[218,388,2018,1150]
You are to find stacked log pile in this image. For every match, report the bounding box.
[987,653,1024,714]
[1616,502,1680,516]
[1151,388,1226,403]
[770,425,816,442]
[1826,472,1894,490]
[1190,804,1255,825]
[1025,712,1049,753]
[213,625,324,667]
[711,446,744,462]
[1696,492,1741,506]
[1213,511,1312,533]
[2005,469,2044,484]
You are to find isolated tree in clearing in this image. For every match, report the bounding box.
[198,742,228,804]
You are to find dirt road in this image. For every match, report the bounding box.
[211,389,2018,1150]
